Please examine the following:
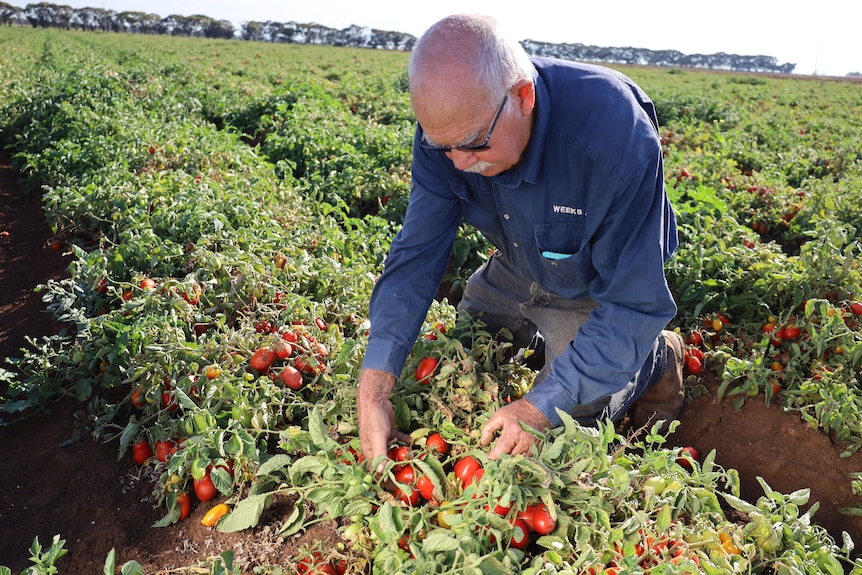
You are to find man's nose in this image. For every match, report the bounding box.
[446,149,478,171]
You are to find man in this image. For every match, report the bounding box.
[357,13,684,463]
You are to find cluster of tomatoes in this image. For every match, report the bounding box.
[387,433,557,552]
[295,551,348,575]
[130,436,234,525]
[249,318,330,390]
[682,312,734,377]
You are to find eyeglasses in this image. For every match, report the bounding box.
[419,94,508,153]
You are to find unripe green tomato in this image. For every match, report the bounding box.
[193,412,210,432]
[191,458,208,480]
[643,476,666,496]
[342,523,364,539]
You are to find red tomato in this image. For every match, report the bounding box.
[509,518,530,549]
[453,456,481,487]
[686,330,704,346]
[518,504,537,531]
[685,354,703,375]
[531,503,556,535]
[851,301,862,316]
[279,365,303,390]
[490,496,513,516]
[155,439,177,463]
[783,324,801,339]
[315,317,327,331]
[388,445,410,462]
[161,391,179,411]
[416,474,436,501]
[194,469,217,501]
[425,432,450,456]
[177,492,191,521]
[273,339,293,360]
[314,342,329,358]
[464,467,484,487]
[130,388,145,407]
[132,440,152,465]
[677,446,700,470]
[415,357,438,384]
[139,278,156,290]
[393,465,419,506]
[249,347,275,372]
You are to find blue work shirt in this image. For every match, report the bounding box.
[362,57,678,427]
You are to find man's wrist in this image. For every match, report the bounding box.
[357,368,397,400]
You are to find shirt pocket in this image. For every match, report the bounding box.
[534,222,596,294]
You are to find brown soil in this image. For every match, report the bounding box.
[1,152,861,573]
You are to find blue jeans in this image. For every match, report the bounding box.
[457,252,666,425]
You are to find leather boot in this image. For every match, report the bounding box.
[630,330,685,429]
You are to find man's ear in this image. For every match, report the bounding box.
[515,81,535,115]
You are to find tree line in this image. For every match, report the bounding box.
[1,1,801,74]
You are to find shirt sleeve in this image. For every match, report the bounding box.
[361,137,463,378]
[524,146,678,427]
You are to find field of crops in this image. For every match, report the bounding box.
[1,25,862,575]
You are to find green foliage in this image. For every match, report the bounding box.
[2,26,862,574]
[0,535,68,575]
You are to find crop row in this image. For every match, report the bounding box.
[1,27,861,574]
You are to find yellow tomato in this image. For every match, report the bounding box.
[436,503,462,529]
[201,503,230,527]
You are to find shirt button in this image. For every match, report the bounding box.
[513,242,519,248]
[503,213,510,220]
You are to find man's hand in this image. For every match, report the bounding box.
[480,398,551,459]
[356,368,410,468]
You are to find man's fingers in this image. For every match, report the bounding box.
[488,438,512,460]
[480,414,503,446]
[393,430,412,445]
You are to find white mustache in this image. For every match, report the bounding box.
[460,160,493,173]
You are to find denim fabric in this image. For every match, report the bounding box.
[458,251,666,425]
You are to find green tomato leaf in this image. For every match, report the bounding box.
[421,530,460,553]
[216,493,271,533]
[256,453,293,478]
[289,455,326,483]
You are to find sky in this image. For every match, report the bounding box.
[33,1,862,76]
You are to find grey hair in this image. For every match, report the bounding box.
[408,14,536,107]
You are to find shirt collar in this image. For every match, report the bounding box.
[488,72,549,188]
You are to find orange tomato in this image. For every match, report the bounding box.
[201,503,230,527]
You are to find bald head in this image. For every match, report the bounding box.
[408,14,535,126]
